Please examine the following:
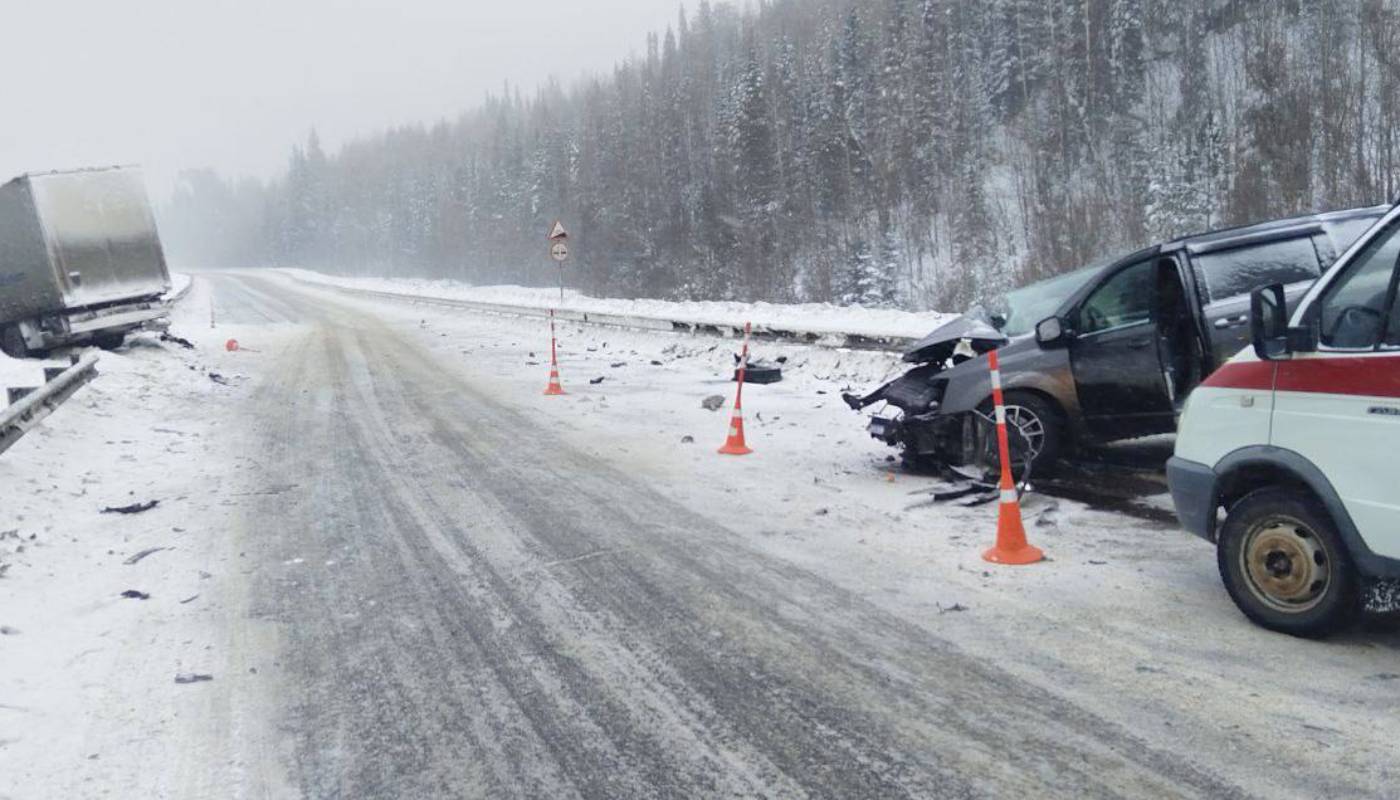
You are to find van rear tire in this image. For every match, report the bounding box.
[1217,488,1359,638]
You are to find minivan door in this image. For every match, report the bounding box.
[1069,258,1174,438]
[1189,236,1324,369]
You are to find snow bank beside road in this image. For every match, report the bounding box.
[0,353,44,390]
[283,268,955,342]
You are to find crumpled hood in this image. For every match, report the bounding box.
[903,314,1008,364]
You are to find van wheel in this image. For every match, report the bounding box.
[1,325,29,358]
[1217,488,1358,637]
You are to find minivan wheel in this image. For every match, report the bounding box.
[976,391,1064,477]
[1217,488,1358,637]
[1,325,29,359]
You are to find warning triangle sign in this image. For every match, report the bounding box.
[548,220,569,240]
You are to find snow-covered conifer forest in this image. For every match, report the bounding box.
[160,0,1400,310]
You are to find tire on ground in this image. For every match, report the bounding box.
[1216,487,1359,638]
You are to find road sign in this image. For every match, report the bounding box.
[548,220,569,241]
[550,241,570,263]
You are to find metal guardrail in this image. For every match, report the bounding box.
[163,275,194,306]
[0,353,100,457]
[288,276,920,353]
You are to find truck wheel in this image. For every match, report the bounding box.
[1217,488,1359,637]
[93,333,127,351]
[1,325,28,358]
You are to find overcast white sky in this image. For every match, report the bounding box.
[0,0,685,196]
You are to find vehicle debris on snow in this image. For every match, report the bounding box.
[101,500,159,515]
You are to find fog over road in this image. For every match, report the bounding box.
[194,273,1250,799]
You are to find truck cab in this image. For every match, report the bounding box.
[1168,204,1400,637]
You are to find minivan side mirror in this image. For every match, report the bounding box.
[1035,316,1070,347]
[1250,283,1290,361]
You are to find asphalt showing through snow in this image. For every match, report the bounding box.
[204,272,1253,799]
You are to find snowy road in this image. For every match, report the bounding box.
[203,272,1247,798]
[6,271,1399,799]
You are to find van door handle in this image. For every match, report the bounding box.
[1214,315,1249,330]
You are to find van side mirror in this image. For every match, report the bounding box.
[1035,316,1069,347]
[1250,284,1290,361]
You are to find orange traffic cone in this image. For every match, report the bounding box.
[982,349,1044,565]
[543,309,566,396]
[544,365,566,396]
[718,403,753,455]
[718,322,755,456]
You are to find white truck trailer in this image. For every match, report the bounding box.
[0,167,171,357]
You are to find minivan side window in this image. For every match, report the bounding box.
[1318,220,1400,349]
[1193,237,1321,301]
[1078,260,1153,334]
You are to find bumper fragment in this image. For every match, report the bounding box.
[1167,456,1218,542]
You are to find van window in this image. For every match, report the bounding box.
[1318,220,1400,349]
[1193,237,1321,301]
[1078,260,1153,334]
[1326,216,1384,266]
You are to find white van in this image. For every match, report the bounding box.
[1168,203,1400,637]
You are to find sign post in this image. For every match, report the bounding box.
[548,220,570,305]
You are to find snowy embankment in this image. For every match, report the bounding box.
[0,353,46,392]
[282,268,953,347]
[1,272,193,399]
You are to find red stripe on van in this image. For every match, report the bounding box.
[1202,360,1276,391]
[1276,355,1400,398]
[1203,355,1400,398]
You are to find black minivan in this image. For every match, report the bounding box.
[846,205,1388,473]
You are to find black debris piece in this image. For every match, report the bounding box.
[650,360,663,366]
[701,395,726,411]
[124,546,172,565]
[208,373,230,385]
[179,594,200,604]
[937,603,969,614]
[590,377,606,385]
[174,673,214,684]
[102,500,159,515]
[159,332,195,349]
[120,590,151,600]
[681,435,695,444]
[610,362,627,368]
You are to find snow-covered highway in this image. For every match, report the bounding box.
[3,271,1398,799]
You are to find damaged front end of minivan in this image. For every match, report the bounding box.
[844,315,1016,473]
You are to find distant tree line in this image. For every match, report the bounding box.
[158,0,1400,311]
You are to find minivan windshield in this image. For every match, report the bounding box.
[996,265,1101,336]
